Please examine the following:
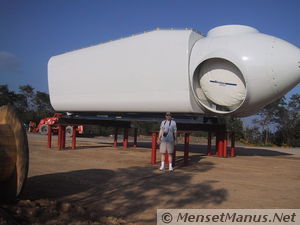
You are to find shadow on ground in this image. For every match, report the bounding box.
[85,140,293,157]
[22,162,227,223]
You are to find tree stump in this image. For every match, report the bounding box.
[0,105,29,202]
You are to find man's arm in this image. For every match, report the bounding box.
[157,129,163,144]
[174,121,177,144]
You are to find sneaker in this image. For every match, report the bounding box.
[159,166,165,171]
[169,167,174,172]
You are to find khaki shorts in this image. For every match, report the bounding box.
[160,141,175,154]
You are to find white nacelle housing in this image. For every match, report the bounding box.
[48,25,300,117]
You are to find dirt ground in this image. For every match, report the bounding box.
[2,133,300,224]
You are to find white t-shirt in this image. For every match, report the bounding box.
[160,119,177,142]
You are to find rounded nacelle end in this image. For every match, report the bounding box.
[193,58,247,114]
[190,25,300,117]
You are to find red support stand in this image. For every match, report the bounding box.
[133,128,137,147]
[230,132,236,157]
[207,131,212,156]
[61,126,66,150]
[72,126,77,150]
[173,144,176,167]
[165,153,169,165]
[151,132,157,165]
[215,133,219,156]
[223,132,228,158]
[47,125,52,148]
[217,132,224,157]
[114,128,118,147]
[184,133,190,165]
[58,125,62,150]
[123,128,129,148]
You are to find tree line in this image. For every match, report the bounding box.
[0,84,54,124]
[246,94,300,147]
[0,84,299,146]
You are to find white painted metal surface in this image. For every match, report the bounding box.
[48,25,300,117]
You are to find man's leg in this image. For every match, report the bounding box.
[160,153,165,170]
[168,153,173,164]
[168,154,174,170]
[167,142,174,171]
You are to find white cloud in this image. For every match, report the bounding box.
[0,51,21,72]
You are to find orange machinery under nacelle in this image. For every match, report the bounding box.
[28,113,84,136]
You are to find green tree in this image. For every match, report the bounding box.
[252,97,286,144]
[274,94,300,146]
[19,85,35,111]
[34,91,54,119]
[244,126,261,144]
[0,85,16,106]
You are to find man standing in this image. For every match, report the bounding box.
[157,112,177,171]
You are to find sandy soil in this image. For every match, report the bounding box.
[1,133,300,224]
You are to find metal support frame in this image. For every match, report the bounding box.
[123,128,129,148]
[133,128,138,147]
[165,153,169,165]
[72,126,77,150]
[230,132,236,157]
[207,131,212,156]
[173,144,176,167]
[47,125,52,148]
[57,125,62,150]
[61,126,66,149]
[215,132,219,156]
[57,125,66,150]
[217,132,223,157]
[223,132,228,158]
[114,128,118,147]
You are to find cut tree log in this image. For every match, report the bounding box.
[0,105,29,202]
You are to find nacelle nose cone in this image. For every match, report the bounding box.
[269,38,300,96]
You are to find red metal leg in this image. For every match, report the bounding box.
[123,128,128,148]
[217,132,224,157]
[165,153,169,164]
[184,133,190,165]
[173,143,176,167]
[61,126,66,149]
[47,125,52,148]
[230,132,236,157]
[151,132,157,165]
[114,128,118,147]
[72,126,77,150]
[223,132,228,158]
[215,133,219,156]
[133,128,137,147]
[58,125,62,150]
[207,131,212,156]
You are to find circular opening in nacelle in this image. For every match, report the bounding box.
[193,58,246,113]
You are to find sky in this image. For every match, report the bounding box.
[0,0,299,101]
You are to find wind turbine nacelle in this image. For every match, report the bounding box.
[48,25,300,117]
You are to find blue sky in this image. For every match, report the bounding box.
[1,0,299,98]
